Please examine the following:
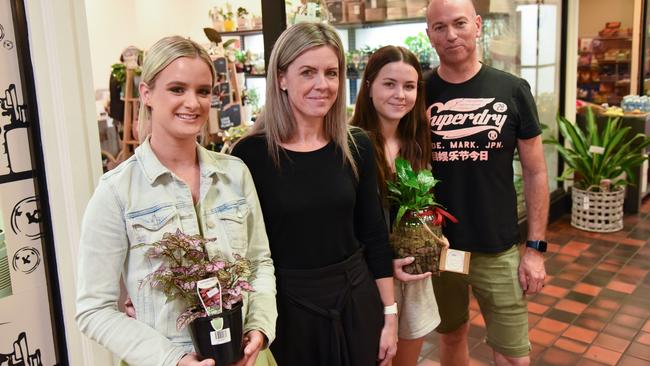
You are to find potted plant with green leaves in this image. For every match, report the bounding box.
[544,107,650,232]
[387,158,457,274]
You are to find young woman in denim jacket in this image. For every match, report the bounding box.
[76,36,276,366]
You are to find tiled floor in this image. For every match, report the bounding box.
[418,198,650,366]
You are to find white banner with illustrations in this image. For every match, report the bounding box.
[0,0,58,364]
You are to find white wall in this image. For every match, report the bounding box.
[85,0,262,92]
[578,0,634,37]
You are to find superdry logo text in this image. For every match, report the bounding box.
[429,97,509,163]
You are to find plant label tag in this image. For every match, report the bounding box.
[439,248,470,274]
[197,277,222,316]
[589,145,605,154]
[582,195,590,210]
[210,328,231,345]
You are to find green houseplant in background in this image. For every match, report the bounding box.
[404,32,434,70]
[387,158,457,274]
[544,107,650,232]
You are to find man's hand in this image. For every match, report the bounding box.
[232,330,265,366]
[518,247,546,295]
[393,257,432,282]
[377,314,398,366]
[177,353,214,366]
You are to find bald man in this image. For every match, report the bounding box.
[423,1,549,365]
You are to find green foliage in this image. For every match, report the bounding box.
[111,63,126,84]
[544,107,650,191]
[404,32,433,65]
[387,157,441,226]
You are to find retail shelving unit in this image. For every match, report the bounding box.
[577,36,632,106]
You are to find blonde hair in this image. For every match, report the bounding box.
[247,22,357,176]
[137,36,216,143]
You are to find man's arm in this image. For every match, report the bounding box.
[517,135,549,295]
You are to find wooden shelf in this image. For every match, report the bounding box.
[333,17,426,30]
[220,29,263,37]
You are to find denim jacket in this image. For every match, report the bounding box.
[76,138,276,366]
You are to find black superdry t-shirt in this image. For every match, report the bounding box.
[424,64,541,253]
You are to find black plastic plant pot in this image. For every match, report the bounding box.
[188,302,244,364]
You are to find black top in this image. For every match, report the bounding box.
[231,129,392,278]
[424,64,541,253]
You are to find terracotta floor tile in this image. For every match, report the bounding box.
[528,302,550,315]
[601,323,638,340]
[540,284,570,298]
[565,263,590,273]
[592,298,621,312]
[554,337,589,354]
[540,347,582,365]
[537,318,570,334]
[643,320,650,333]
[583,306,613,321]
[417,359,441,366]
[546,309,579,324]
[597,263,620,273]
[583,345,622,365]
[575,316,606,332]
[618,266,648,278]
[593,333,631,353]
[528,313,542,328]
[626,342,650,361]
[548,242,562,253]
[560,241,591,256]
[606,280,637,294]
[635,332,650,346]
[612,313,645,329]
[617,355,649,366]
[563,325,598,343]
[574,283,603,297]
[530,342,547,361]
[529,328,557,347]
[576,359,608,366]
[555,299,589,314]
[468,357,491,366]
[555,253,578,263]
[558,271,584,282]
[619,303,650,318]
[469,342,493,360]
[566,291,596,305]
[470,314,485,327]
[533,293,560,306]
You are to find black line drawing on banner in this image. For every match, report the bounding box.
[11,247,40,275]
[0,23,5,41]
[0,84,34,184]
[10,196,41,240]
[3,41,13,51]
[0,332,43,366]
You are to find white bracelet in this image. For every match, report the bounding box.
[384,302,398,315]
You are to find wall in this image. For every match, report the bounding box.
[85,0,262,92]
[578,0,634,36]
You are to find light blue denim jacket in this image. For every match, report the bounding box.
[76,138,276,366]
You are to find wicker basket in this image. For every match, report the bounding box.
[571,186,625,232]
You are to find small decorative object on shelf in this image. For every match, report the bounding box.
[135,229,256,364]
[544,107,650,232]
[236,7,250,30]
[387,158,457,274]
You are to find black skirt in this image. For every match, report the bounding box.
[271,249,384,366]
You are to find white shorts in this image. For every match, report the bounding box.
[394,277,441,340]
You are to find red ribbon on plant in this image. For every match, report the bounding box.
[432,207,458,226]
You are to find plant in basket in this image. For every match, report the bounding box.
[134,229,256,364]
[544,107,650,232]
[387,157,457,275]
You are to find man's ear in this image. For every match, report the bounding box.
[475,15,483,38]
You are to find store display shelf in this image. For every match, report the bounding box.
[220,29,263,37]
[245,73,266,79]
[597,59,631,64]
[333,17,425,30]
